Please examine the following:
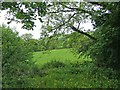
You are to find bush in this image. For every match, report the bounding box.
[1,26,37,87]
[89,26,120,70]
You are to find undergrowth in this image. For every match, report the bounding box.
[31,60,120,88]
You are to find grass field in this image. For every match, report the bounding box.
[31,49,119,88]
[32,48,92,68]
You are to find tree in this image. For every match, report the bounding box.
[21,33,33,41]
[1,2,118,40]
[1,2,97,39]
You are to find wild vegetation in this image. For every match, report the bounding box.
[1,1,120,88]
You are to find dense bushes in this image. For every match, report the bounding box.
[1,26,39,88]
[88,2,120,70]
[89,26,120,70]
[35,60,119,88]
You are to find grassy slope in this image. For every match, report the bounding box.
[31,49,119,88]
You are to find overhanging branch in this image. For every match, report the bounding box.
[71,26,97,41]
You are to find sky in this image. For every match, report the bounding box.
[0,10,93,39]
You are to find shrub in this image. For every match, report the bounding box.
[1,26,36,87]
[89,26,120,70]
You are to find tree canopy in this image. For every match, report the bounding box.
[1,2,118,39]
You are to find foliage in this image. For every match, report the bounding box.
[92,2,120,29]
[25,39,41,52]
[1,2,46,30]
[65,2,120,71]
[1,26,40,88]
[46,34,66,49]
[89,26,120,70]
[88,2,120,70]
[38,33,74,51]
[65,32,94,54]
[20,31,93,52]
[2,25,32,65]
[1,2,104,33]
[21,33,42,52]
[37,32,93,51]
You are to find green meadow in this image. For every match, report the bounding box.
[32,48,92,68]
